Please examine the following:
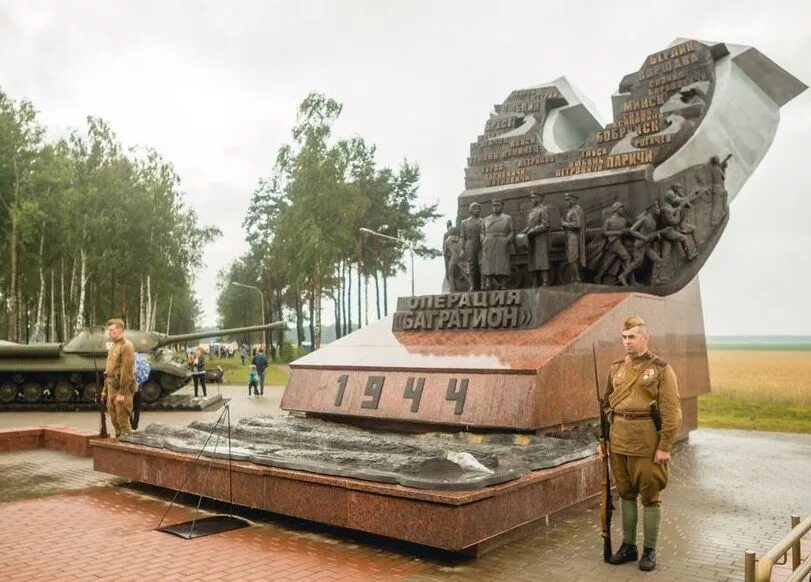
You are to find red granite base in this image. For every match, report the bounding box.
[92,438,601,554]
[283,279,711,432]
[0,426,100,457]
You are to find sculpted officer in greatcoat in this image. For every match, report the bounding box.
[560,193,586,283]
[598,315,682,572]
[523,191,551,287]
[480,199,515,290]
[460,202,484,291]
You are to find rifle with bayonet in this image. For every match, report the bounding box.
[593,343,613,562]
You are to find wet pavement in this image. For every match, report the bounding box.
[0,389,809,581]
[0,383,286,432]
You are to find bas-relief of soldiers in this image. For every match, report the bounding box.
[443,155,731,293]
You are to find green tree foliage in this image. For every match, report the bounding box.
[0,90,219,341]
[228,92,440,350]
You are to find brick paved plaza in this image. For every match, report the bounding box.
[1,385,809,581]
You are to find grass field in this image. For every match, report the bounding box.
[702,349,811,434]
[207,356,289,386]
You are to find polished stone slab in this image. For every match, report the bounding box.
[92,437,601,553]
[284,279,710,431]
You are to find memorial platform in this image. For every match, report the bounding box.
[92,436,600,554]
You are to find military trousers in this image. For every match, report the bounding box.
[107,391,133,437]
[610,452,669,507]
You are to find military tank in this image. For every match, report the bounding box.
[0,322,285,408]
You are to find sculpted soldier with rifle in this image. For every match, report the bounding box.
[598,315,683,571]
[619,201,665,286]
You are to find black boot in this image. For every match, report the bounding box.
[639,547,656,571]
[608,543,638,565]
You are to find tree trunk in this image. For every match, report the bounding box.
[346,260,352,335]
[364,275,370,326]
[294,293,304,347]
[8,213,18,342]
[139,278,145,329]
[373,270,381,320]
[357,240,362,330]
[60,260,67,341]
[49,268,56,341]
[384,272,389,316]
[308,289,316,351]
[32,233,46,342]
[166,294,173,334]
[75,248,88,333]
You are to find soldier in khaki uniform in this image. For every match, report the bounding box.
[101,318,136,437]
[598,315,682,571]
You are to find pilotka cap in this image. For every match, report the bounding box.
[623,315,646,330]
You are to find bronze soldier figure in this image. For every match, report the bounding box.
[523,191,551,287]
[659,188,698,266]
[561,193,586,283]
[595,201,632,286]
[443,226,466,292]
[619,201,664,286]
[599,315,682,572]
[710,154,733,226]
[460,202,484,291]
[480,199,515,290]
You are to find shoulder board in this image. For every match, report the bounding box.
[612,357,625,365]
[651,355,668,367]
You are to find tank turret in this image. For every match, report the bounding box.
[0,321,287,407]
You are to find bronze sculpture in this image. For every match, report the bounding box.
[523,191,551,286]
[620,201,664,286]
[561,193,586,283]
[710,154,733,226]
[480,199,515,290]
[594,201,632,285]
[460,202,484,291]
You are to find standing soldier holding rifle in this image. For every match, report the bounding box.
[100,318,136,438]
[598,315,682,571]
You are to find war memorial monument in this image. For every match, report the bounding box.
[93,39,807,554]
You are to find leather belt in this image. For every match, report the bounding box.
[612,409,652,420]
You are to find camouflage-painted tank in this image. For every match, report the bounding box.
[0,322,285,407]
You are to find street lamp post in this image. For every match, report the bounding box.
[359,227,415,296]
[230,281,265,345]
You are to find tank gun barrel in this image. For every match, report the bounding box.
[156,321,287,347]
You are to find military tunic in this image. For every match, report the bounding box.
[103,336,136,437]
[603,351,682,506]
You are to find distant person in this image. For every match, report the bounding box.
[101,318,136,438]
[240,345,246,366]
[251,347,268,396]
[599,315,683,572]
[248,365,259,396]
[269,344,277,362]
[191,347,207,398]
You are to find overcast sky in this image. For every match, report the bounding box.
[1,0,808,335]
